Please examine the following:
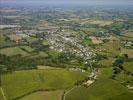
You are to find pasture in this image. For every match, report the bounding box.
[26,37,38,43]
[1,69,87,100]
[124,62,133,72]
[0,47,28,56]
[97,40,121,57]
[19,90,63,100]
[89,36,103,44]
[65,78,133,100]
[0,34,14,48]
[89,20,113,26]
[123,30,133,38]
[19,46,34,53]
[121,48,133,58]
[0,90,4,100]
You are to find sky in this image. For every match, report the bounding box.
[1,0,133,5]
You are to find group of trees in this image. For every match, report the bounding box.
[0,54,37,71]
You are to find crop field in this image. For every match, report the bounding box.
[30,51,48,58]
[0,34,7,47]
[121,48,133,58]
[65,79,133,100]
[0,90,4,100]
[89,20,113,26]
[1,69,87,100]
[0,3,133,100]
[97,41,120,57]
[81,19,113,26]
[115,72,133,84]
[123,30,133,38]
[0,47,28,56]
[0,34,14,48]
[19,90,63,100]
[26,37,38,43]
[7,34,22,42]
[99,58,114,67]
[89,36,103,44]
[19,46,34,53]
[124,62,133,72]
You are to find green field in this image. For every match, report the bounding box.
[26,37,38,43]
[19,46,34,53]
[1,69,87,100]
[0,34,14,48]
[0,90,4,100]
[0,47,28,56]
[66,67,133,100]
[121,48,133,58]
[99,58,114,67]
[124,62,133,72]
[123,30,133,38]
[65,78,133,100]
[97,41,120,57]
[19,90,63,100]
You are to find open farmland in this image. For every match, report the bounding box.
[123,30,133,38]
[19,90,63,100]
[65,78,133,100]
[124,62,133,72]
[97,41,120,57]
[121,48,133,58]
[89,36,103,44]
[1,69,87,100]
[0,90,4,100]
[0,2,133,100]
[19,46,34,53]
[89,20,113,26]
[0,34,14,48]
[0,47,28,56]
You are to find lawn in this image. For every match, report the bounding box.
[19,90,63,100]
[1,69,87,100]
[0,47,28,56]
[65,78,133,100]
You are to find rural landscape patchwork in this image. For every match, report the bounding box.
[0,0,133,100]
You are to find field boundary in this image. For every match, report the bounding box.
[11,89,59,100]
[62,86,79,100]
[0,87,7,100]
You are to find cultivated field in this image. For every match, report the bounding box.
[1,69,87,100]
[121,48,133,58]
[19,90,63,100]
[0,47,28,56]
[123,30,133,38]
[65,79,133,100]
[89,20,113,26]
[89,36,103,44]
[124,62,133,72]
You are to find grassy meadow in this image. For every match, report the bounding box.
[1,69,87,100]
[0,47,28,56]
[19,90,63,100]
[65,78,133,100]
